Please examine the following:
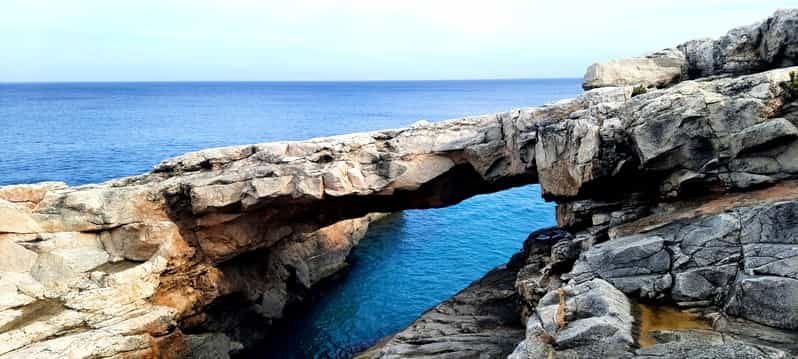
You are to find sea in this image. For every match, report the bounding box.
[0,79,582,358]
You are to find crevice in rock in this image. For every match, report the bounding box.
[0,299,67,334]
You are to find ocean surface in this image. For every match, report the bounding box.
[0,79,581,358]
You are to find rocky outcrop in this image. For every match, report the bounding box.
[196,213,387,349]
[569,194,798,329]
[367,9,798,359]
[583,48,687,90]
[504,188,798,358]
[584,9,798,89]
[0,69,623,359]
[509,278,635,359]
[0,183,386,358]
[355,266,524,359]
[2,9,798,358]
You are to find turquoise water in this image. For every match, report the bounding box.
[0,80,579,357]
[262,185,555,358]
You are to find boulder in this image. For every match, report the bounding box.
[513,279,634,358]
[583,48,687,90]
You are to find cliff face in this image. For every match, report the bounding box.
[583,8,798,90]
[363,9,798,359]
[1,9,798,358]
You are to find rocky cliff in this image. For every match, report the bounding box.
[1,9,798,359]
[363,9,798,359]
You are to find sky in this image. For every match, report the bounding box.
[1,1,795,82]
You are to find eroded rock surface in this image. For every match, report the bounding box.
[355,266,524,359]
[568,193,798,330]
[367,9,798,359]
[2,9,798,358]
[584,9,798,89]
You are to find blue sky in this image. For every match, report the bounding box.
[1,1,795,82]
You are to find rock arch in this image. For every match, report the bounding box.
[1,9,798,358]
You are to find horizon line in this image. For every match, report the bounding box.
[0,76,583,85]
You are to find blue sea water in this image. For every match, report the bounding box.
[263,186,555,359]
[0,79,581,357]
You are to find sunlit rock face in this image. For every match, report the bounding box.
[2,9,798,359]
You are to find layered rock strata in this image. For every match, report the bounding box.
[1,9,798,358]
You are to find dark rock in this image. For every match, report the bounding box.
[355,266,524,359]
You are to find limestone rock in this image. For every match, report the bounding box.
[514,279,634,358]
[680,9,798,79]
[0,201,41,234]
[0,240,38,273]
[585,9,798,89]
[1,9,798,358]
[583,48,687,90]
[0,182,66,209]
[571,198,798,331]
[101,221,179,262]
[634,329,791,359]
[571,234,672,299]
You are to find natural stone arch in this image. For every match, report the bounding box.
[2,9,798,357]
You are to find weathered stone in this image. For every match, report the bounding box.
[535,118,604,198]
[28,232,109,287]
[518,279,634,358]
[0,182,66,209]
[679,9,798,79]
[2,9,798,358]
[570,198,798,332]
[0,201,41,234]
[356,266,524,359]
[0,240,38,273]
[725,276,798,330]
[583,48,687,90]
[634,329,791,359]
[571,234,671,298]
[732,118,798,155]
[585,9,798,89]
[101,221,178,262]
